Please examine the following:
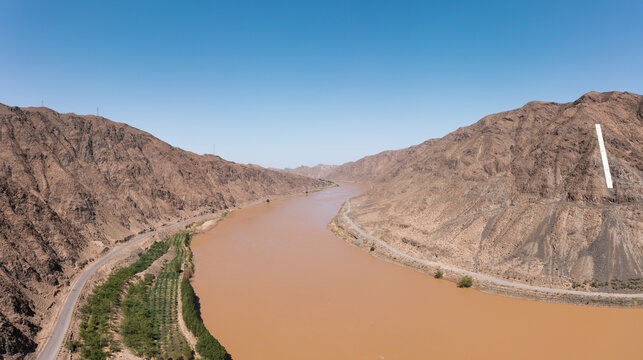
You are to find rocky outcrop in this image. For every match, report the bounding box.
[0,104,325,358]
[329,91,643,290]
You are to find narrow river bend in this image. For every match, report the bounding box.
[192,183,642,360]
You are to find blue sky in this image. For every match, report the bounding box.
[1,1,642,168]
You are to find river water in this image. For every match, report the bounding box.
[192,183,642,359]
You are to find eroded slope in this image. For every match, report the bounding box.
[335,91,642,290]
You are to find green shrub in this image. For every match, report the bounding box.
[182,344,194,360]
[434,269,443,279]
[457,276,473,288]
[121,277,159,357]
[65,339,81,353]
[369,245,375,252]
[172,258,182,273]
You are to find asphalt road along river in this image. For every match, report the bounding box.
[191,182,642,360]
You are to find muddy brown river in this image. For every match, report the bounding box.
[192,183,642,359]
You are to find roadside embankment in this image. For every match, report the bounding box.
[330,200,643,307]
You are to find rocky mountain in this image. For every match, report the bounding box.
[330,91,642,290]
[283,164,338,179]
[0,104,325,358]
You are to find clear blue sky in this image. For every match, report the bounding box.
[2,1,642,168]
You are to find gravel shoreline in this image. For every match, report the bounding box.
[331,200,642,308]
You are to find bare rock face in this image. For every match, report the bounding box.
[330,91,642,289]
[0,104,325,358]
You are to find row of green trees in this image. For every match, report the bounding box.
[178,230,228,359]
[180,278,228,360]
[121,275,159,357]
[116,231,197,360]
[77,240,170,359]
[149,231,192,359]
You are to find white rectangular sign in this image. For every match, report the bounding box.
[595,124,613,189]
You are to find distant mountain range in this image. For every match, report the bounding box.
[283,164,338,179]
[288,91,643,290]
[0,104,325,358]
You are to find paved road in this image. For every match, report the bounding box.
[37,213,217,360]
[342,200,643,299]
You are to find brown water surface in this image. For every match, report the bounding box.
[192,183,642,359]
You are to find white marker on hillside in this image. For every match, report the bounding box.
[595,124,613,189]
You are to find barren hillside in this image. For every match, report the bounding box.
[283,164,338,179]
[331,91,642,290]
[0,104,325,358]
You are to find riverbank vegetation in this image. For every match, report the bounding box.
[306,179,338,194]
[68,226,229,360]
[180,230,229,360]
[119,231,193,359]
[121,275,158,357]
[457,276,473,288]
[181,278,228,359]
[75,241,169,359]
[434,269,443,279]
[150,231,191,359]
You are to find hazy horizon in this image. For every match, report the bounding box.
[2,1,642,168]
